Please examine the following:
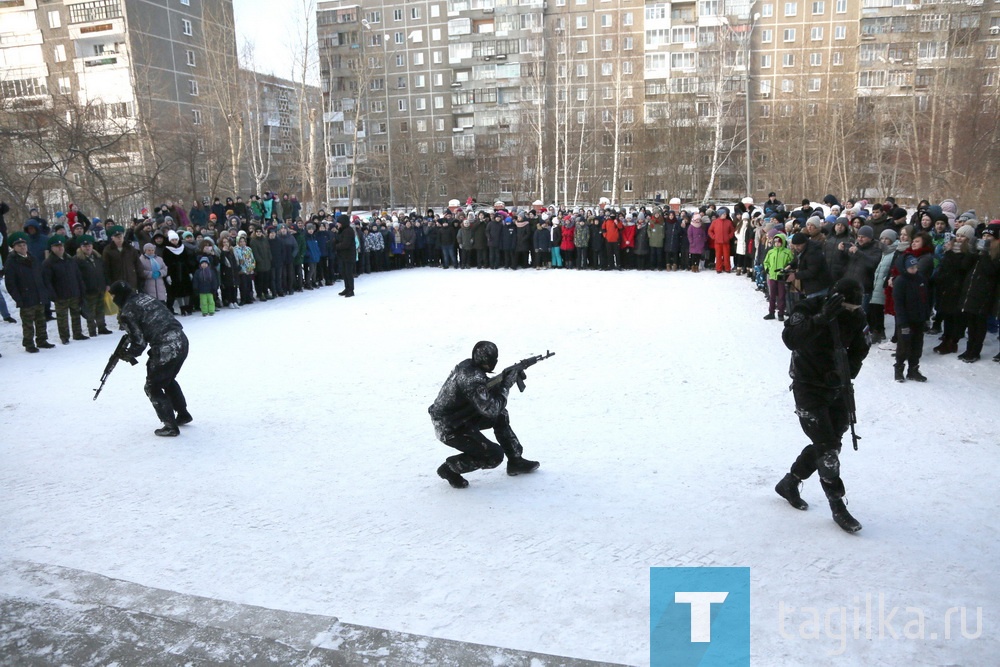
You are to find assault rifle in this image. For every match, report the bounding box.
[829,321,861,451]
[487,350,555,393]
[93,334,138,401]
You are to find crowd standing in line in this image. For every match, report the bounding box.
[2,193,998,374]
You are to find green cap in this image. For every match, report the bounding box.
[79,234,95,245]
[8,231,29,247]
[47,236,65,247]
[108,225,125,236]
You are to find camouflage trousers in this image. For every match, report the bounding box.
[54,297,84,341]
[19,305,48,348]
[82,292,108,335]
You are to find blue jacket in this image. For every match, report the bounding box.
[305,235,322,263]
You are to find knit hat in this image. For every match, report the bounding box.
[143,243,156,253]
[182,231,195,239]
[790,232,808,245]
[8,231,28,247]
[857,225,874,239]
[904,254,919,269]
[741,196,754,206]
[47,236,64,248]
[167,230,179,242]
[956,225,976,241]
[198,256,210,265]
[983,222,1000,237]
[805,215,822,228]
[209,213,218,220]
[879,229,898,243]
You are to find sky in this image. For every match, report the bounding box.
[2,267,998,665]
[232,0,318,84]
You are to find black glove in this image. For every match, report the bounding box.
[501,366,520,390]
[819,293,845,323]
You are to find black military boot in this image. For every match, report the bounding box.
[506,456,540,476]
[829,499,862,533]
[154,422,180,437]
[894,366,905,383]
[175,409,194,425]
[437,463,468,488]
[907,366,927,382]
[775,473,808,510]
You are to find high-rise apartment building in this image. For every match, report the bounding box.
[0,0,286,220]
[318,0,998,209]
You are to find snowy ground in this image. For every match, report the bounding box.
[1,268,998,666]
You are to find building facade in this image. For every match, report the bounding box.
[320,0,999,209]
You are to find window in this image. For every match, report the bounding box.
[784,2,797,17]
[397,76,407,88]
[433,50,443,64]
[577,39,589,53]
[395,54,404,66]
[602,38,613,51]
[434,95,444,109]
[54,44,66,62]
[577,87,587,101]
[68,0,122,23]
[810,52,822,66]
[370,78,384,90]
[700,0,720,16]
[415,74,426,87]
[623,36,633,50]
[987,45,998,60]
[182,19,192,36]
[834,25,846,40]
[48,10,61,28]
[411,6,421,18]
[601,14,612,27]
[58,76,71,94]
[602,62,613,75]
[811,27,823,40]
[835,0,846,12]
[435,118,445,131]
[622,61,633,74]
[811,1,824,14]
[576,63,588,77]
[577,111,585,124]
[671,52,696,69]
[189,80,198,95]
[398,99,408,111]
[808,77,821,91]
[783,28,795,42]
[186,50,196,66]
[192,108,202,124]
[783,53,794,67]
[761,54,772,68]
[832,51,843,65]
[413,52,424,65]
[646,4,667,20]
[576,15,588,28]
[781,79,794,92]
[623,109,634,123]
[759,79,772,95]
[415,97,426,110]
[761,29,773,43]
[858,70,885,87]
[367,10,381,23]
[416,119,426,131]
[400,120,408,132]
[394,9,403,20]
[761,3,773,17]
[332,143,347,157]
[623,12,633,26]
[394,32,404,44]
[985,72,998,87]
[181,0,190,5]
[672,26,696,43]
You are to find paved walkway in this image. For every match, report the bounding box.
[0,560,631,666]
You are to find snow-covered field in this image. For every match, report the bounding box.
[1,268,997,666]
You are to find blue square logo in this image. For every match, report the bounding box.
[651,567,751,667]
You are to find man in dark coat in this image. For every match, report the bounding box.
[334,215,356,297]
[41,236,86,344]
[429,341,540,488]
[4,232,54,352]
[840,225,882,313]
[110,281,192,437]
[786,232,832,300]
[486,214,503,269]
[75,235,113,336]
[267,227,288,296]
[775,278,870,533]
[102,225,143,288]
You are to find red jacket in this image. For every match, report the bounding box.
[560,225,575,250]
[709,217,735,245]
[603,219,622,243]
[620,224,636,249]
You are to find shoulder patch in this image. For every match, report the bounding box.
[788,311,807,326]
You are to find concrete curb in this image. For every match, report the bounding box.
[0,560,633,666]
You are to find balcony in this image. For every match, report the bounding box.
[73,51,129,76]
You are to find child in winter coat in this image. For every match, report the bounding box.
[763,233,794,320]
[139,243,168,302]
[893,254,931,381]
[192,256,219,316]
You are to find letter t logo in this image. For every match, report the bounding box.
[674,591,729,642]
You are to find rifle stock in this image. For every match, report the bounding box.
[829,322,861,451]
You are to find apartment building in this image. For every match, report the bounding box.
[317,0,999,209]
[0,0,241,218]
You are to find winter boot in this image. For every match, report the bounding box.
[906,367,927,382]
[37,341,55,349]
[993,350,1000,362]
[778,313,785,321]
[507,456,540,476]
[437,463,468,489]
[775,473,808,510]
[829,499,862,533]
[154,422,180,437]
[894,366,905,382]
[175,409,194,425]
[763,313,776,320]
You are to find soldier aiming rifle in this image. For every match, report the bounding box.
[429,342,553,488]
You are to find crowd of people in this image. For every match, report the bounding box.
[2,193,998,376]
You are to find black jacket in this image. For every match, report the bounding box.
[4,251,46,308]
[428,358,510,435]
[841,240,882,294]
[120,291,186,362]
[790,240,832,297]
[782,296,870,392]
[43,253,85,300]
[893,271,930,329]
[958,248,999,316]
[76,252,107,295]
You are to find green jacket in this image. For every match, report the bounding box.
[763,234,794,280]
[647,221,665,248]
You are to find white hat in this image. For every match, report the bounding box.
[742,196,754,206]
